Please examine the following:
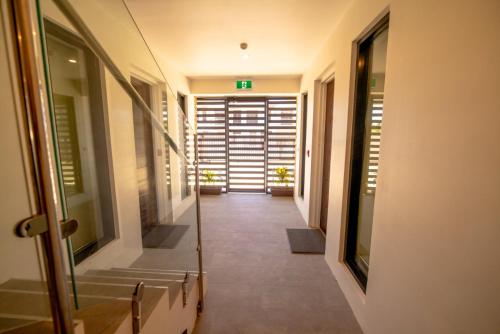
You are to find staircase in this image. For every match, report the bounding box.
[0,268,206,334]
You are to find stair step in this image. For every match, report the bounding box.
[0,317,84,334]
[114,267,202,275]
[0,316,40,333]
[86,269,186,281]
[108,268,199,301]
[75,275,181,309]
[0,286,129,333]
[0,290,52,318]
[0,278,166,330]
[73,299,130,334]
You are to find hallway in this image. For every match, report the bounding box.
[195,194,362,334]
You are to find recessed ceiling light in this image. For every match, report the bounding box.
[68,59,77,63]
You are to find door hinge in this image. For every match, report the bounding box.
[16,214,78,238]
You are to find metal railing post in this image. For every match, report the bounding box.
[194,134,205,312]
[11,0,74,332]
[132,282,145,334]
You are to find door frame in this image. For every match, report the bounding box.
[131,76,160,236]
[308,69,336,231]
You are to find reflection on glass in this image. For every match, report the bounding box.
[40,0,202,321]
[46,20,116,264]
[131,77,159,237]
[178,92,192,199]
[355,28,388,274]
[346,17,389,290]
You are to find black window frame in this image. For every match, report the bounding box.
[299,92,308,198]
[177,91,191,199]
[344,14,389,292]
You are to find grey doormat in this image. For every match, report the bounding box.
[286,228,325,254]
[142,225,190,249]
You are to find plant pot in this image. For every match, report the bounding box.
[270,186,294,197]
[200,185,222,195]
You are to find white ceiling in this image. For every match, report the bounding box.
[124,0,351,78]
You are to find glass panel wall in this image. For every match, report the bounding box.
[0,3,55,331]
[37,0,202,329]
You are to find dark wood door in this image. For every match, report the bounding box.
[319,80,335,233]
[131,77,158,236]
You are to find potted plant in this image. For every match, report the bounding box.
[200,169,222,195]
[270,166,294,196]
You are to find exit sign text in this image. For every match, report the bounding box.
[236,80,252,90]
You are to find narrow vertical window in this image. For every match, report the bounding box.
[299,93,308,198]
[345,15,389,290]
[177,92,191,199]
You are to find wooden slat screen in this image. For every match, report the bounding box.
[227,97,266,192]
[162,92,172,189]
[364,93,383,195]
[196,96,297,193]
[266,97,297,192]
[54,94,83,196]
[196,97,228,191]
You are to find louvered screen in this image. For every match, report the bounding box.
[227,97,266,192]
[161,92,172,189]
[365,93,383,195]
[54,94,83,196]
[196,96,297,194]
[196,97,228,191]
[266,97,297,192]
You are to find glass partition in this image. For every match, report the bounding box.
[37,0,202,327]
[0,3,55,330]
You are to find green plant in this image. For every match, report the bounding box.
[202,169,217,185]
[275,167,290,186]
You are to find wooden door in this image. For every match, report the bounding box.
[319,80,335,233]
[131,77,158,236]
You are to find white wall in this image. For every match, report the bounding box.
[300,0,500,332]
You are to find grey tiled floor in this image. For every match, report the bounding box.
[194,193,363,334]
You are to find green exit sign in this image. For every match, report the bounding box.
[236,80,252,90]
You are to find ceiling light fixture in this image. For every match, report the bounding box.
[68,59,77,63]
[240,42,249,60]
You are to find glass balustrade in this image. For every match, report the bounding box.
[0,3,56,331]
[30,0,202,329]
